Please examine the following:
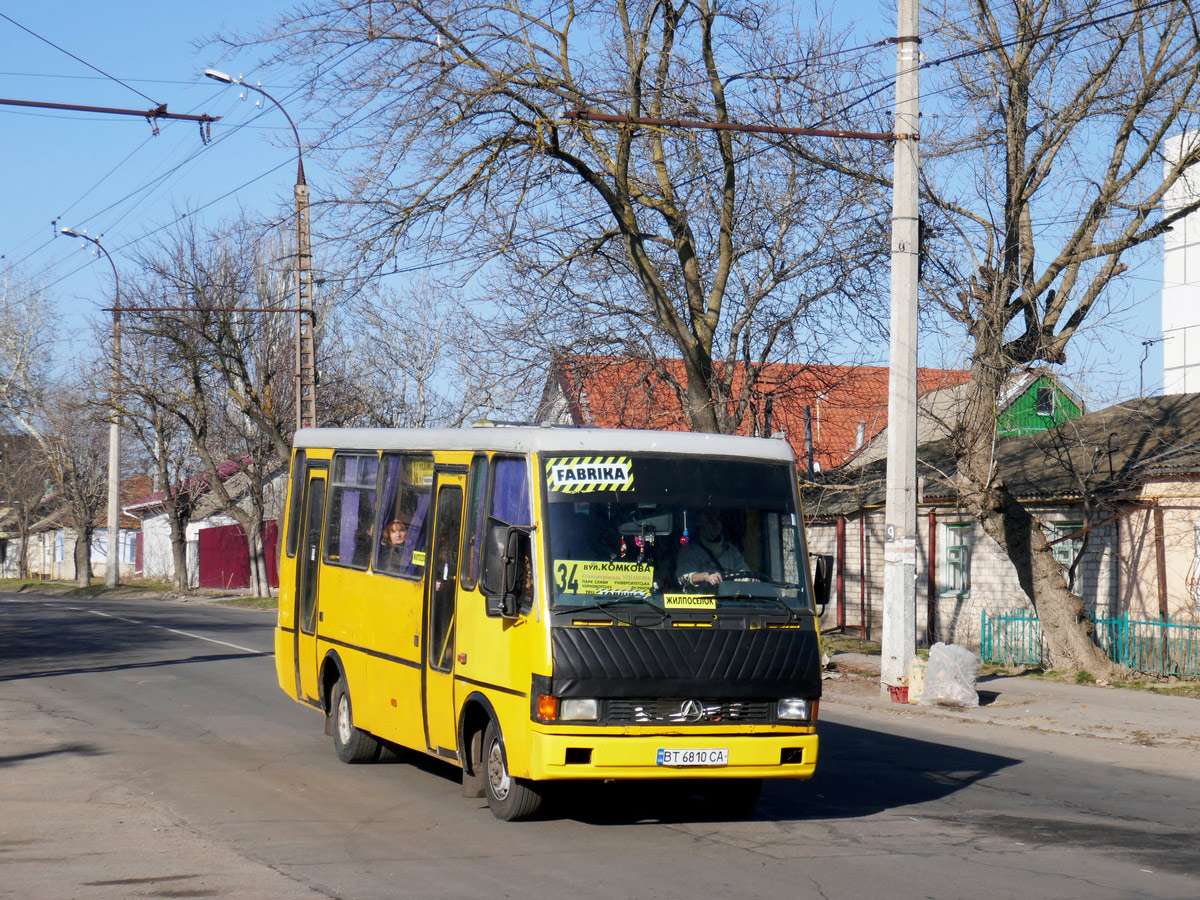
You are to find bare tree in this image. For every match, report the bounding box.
[229,0,892,432]
[0,269,56,439]
[118,318,204,592]
[130,221,299,597]
[38,380,108,587]
[342,281,497,427]
[922,0,1200,672]
[0,432,52,578]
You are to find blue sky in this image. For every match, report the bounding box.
[0,2,1168,407]
[1,2,306,345]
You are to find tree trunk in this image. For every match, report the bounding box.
[17,532,30,579]
[170,516,189,593]
[244,518,271,599]
[976,484,1116,675]
[74,527,93,588]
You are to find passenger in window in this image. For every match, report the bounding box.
[677,509,747,587]
[378,515,412,572]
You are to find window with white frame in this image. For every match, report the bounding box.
[1048,521,1084,587]
[1035,386,1055,417]
[941,522,972,597]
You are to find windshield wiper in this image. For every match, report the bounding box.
[715,590,799,624]
[559,593,667,625]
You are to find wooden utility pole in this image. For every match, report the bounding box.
[205,70,316,431]
[881,0,921,690]
[295,180,316,431]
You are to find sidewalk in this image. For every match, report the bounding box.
[824,651,1200,750]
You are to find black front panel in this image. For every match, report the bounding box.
[550,625,822,699]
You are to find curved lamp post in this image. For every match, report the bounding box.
[61,227,122,589]
[205,69,316,431]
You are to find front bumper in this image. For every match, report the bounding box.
[528,727,818,781]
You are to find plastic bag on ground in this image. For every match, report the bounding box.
[918,642,979,708]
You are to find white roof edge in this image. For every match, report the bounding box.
[293,426,796,463]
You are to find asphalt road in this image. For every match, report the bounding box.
[2,591,1198,899]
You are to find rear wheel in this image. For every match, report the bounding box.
[331,675,381,764]
[482,720,543,821]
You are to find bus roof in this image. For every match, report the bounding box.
[293,425,796,463]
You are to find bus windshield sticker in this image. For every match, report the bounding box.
[411,551,427,567]
[555,560,653,594]
[411,460,435,486]
[663,594,717,610]
[545,457,633,493]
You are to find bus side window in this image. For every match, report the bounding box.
[285,450,306,559]
[376,452,434,578]
[324,453,379,569]
[482,456,532,615]
[460,454,489,590]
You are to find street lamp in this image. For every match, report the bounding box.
[61,227,122,589]
[205,68,316,431]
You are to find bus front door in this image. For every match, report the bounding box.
[296,471,326,705]
[423,475,465,758]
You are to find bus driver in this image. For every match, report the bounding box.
[677,508,747,587]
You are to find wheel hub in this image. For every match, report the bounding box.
[337,695,353,744]
[487,740,510,800]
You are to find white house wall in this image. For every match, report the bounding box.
[1163,132,1200,394]
[139,514,175,580]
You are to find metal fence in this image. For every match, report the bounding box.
[980,610,1045,666]
[981,610,1200,676]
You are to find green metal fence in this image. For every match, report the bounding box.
[980,610,1045,666]
[1094,614,1200,677]
[981,610,1200,676]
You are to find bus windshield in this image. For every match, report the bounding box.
[542,454,811,616]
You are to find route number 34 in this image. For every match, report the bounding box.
[555,562,581,593]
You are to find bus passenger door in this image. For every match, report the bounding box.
[295,471,326,705]
[423,475,465,758]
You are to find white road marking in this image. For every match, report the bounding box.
[87,609,270,655]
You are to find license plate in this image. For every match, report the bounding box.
[656,747,729,767]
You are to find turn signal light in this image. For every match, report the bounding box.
[536,694,558,721]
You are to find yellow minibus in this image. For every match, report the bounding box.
[276,425,827,820]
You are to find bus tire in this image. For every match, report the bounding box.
[332,675,380,764]
[482,719,542,821]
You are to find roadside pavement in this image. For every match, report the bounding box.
[823,650,1200,751]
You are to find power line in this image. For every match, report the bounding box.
[0,12,162,106]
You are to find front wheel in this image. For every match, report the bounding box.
[331,675,381,764]
[482,720,543,821]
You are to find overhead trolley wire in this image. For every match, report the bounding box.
[0,12,163,106]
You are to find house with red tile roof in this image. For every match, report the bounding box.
[537,354,971,472]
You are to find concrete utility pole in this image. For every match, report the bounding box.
[881,0,921,690]
[205,70,316,431]
[61,228,122,589]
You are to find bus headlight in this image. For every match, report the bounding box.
[777,698,818,721]
[559,698,600,721]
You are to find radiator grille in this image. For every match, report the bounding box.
[606,699,773,725]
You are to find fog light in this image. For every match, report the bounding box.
[777,698,814,721]
[559,698,599,721]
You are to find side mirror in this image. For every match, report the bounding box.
[812,554,832,612]
[483,524,530,619]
